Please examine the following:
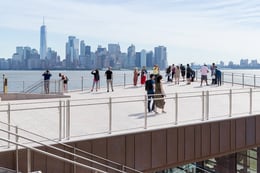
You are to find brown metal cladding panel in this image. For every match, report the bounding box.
[74,141,92,173]
[0,151,15,170]
[64,143,74,173]
[46,145,65,173]
[178,127,185,161]
[151,130,167,168]
[256,116,260,144]
[246,117,256,146]
[166,128,178,164]
[18,149,28,173]
[135,132,151,170]
[126,135,135,168]
[92,138,107,172]
[211,123,220,155]
[107,136,126,172]
[184,126,195,161]
[32,146,47,173]
[201,124,210,157]
[236,118,246,149]
[195,125,202,158]
[220,121,231,153]
[230,120,236,150]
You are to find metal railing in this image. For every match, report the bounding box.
[1,84,260,143]
[2,70,260,94]
[0,122,142,173]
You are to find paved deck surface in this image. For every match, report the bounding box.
[1,80,260,149]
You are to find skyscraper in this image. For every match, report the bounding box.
[40,17,47,60]
[65,36,79,68]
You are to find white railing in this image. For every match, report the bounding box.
[1,85,260,144]
[2,71,260,94]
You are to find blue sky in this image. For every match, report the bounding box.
[1,0,260,65]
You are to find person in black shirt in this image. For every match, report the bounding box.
[105,67,114,92]
[42,70,52,94]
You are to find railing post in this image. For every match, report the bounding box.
[124,73,126,88]
[229,89,232,117]
[232,73,234,86]
[202,91,205,121]
[63,101,66,139]
[175,93,178,125]
[66,100,71,140]
[27,148,31,173]
[195,70,198,81]
[249,88,252,115]
[59,100,62,141]
[8,103,10,148]
[55,80,57,93]
[81,76,84,91]
[109,97,112,134]
[15,126,19,173]
[254,75,256,88]
[242,73,245,88]
[206,91,209,120]
[144,95,148,129]
[23,81,25,92]
[222,72,224,85]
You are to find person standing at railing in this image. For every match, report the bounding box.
[42,70,52,94]
[200,64,209,86]
[133,67,139,86]
[215,66,222,86]
[59,73,68,92]
[105,67,114,92]
[140,66,148,86]
[175,65,180,84]
[180,64,186,82]
[91,69,100,92]
[152,64,160,79]
[145,74,155,113]
[154,75,166,114]
[210,62,217,85]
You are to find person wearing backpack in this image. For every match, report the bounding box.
[145,74,155,113]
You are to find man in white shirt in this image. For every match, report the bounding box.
[200,64,209,86]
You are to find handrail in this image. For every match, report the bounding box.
[0,136,108,173]
[0,121,142,173]
[0,126,142,173]
[23,80,43,93]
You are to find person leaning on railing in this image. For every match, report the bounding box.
[59,73,68,93]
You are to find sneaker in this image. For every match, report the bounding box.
[162,111,166,113]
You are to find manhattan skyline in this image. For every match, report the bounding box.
[1,0,260,64]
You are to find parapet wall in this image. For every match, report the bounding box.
[0,93,70,101]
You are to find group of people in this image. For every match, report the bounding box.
[200,63,222,86]
[90,67,114,92]
[165,64,196,85]
[42,70,68,94]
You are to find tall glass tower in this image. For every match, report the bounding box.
[40,17,47,60]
